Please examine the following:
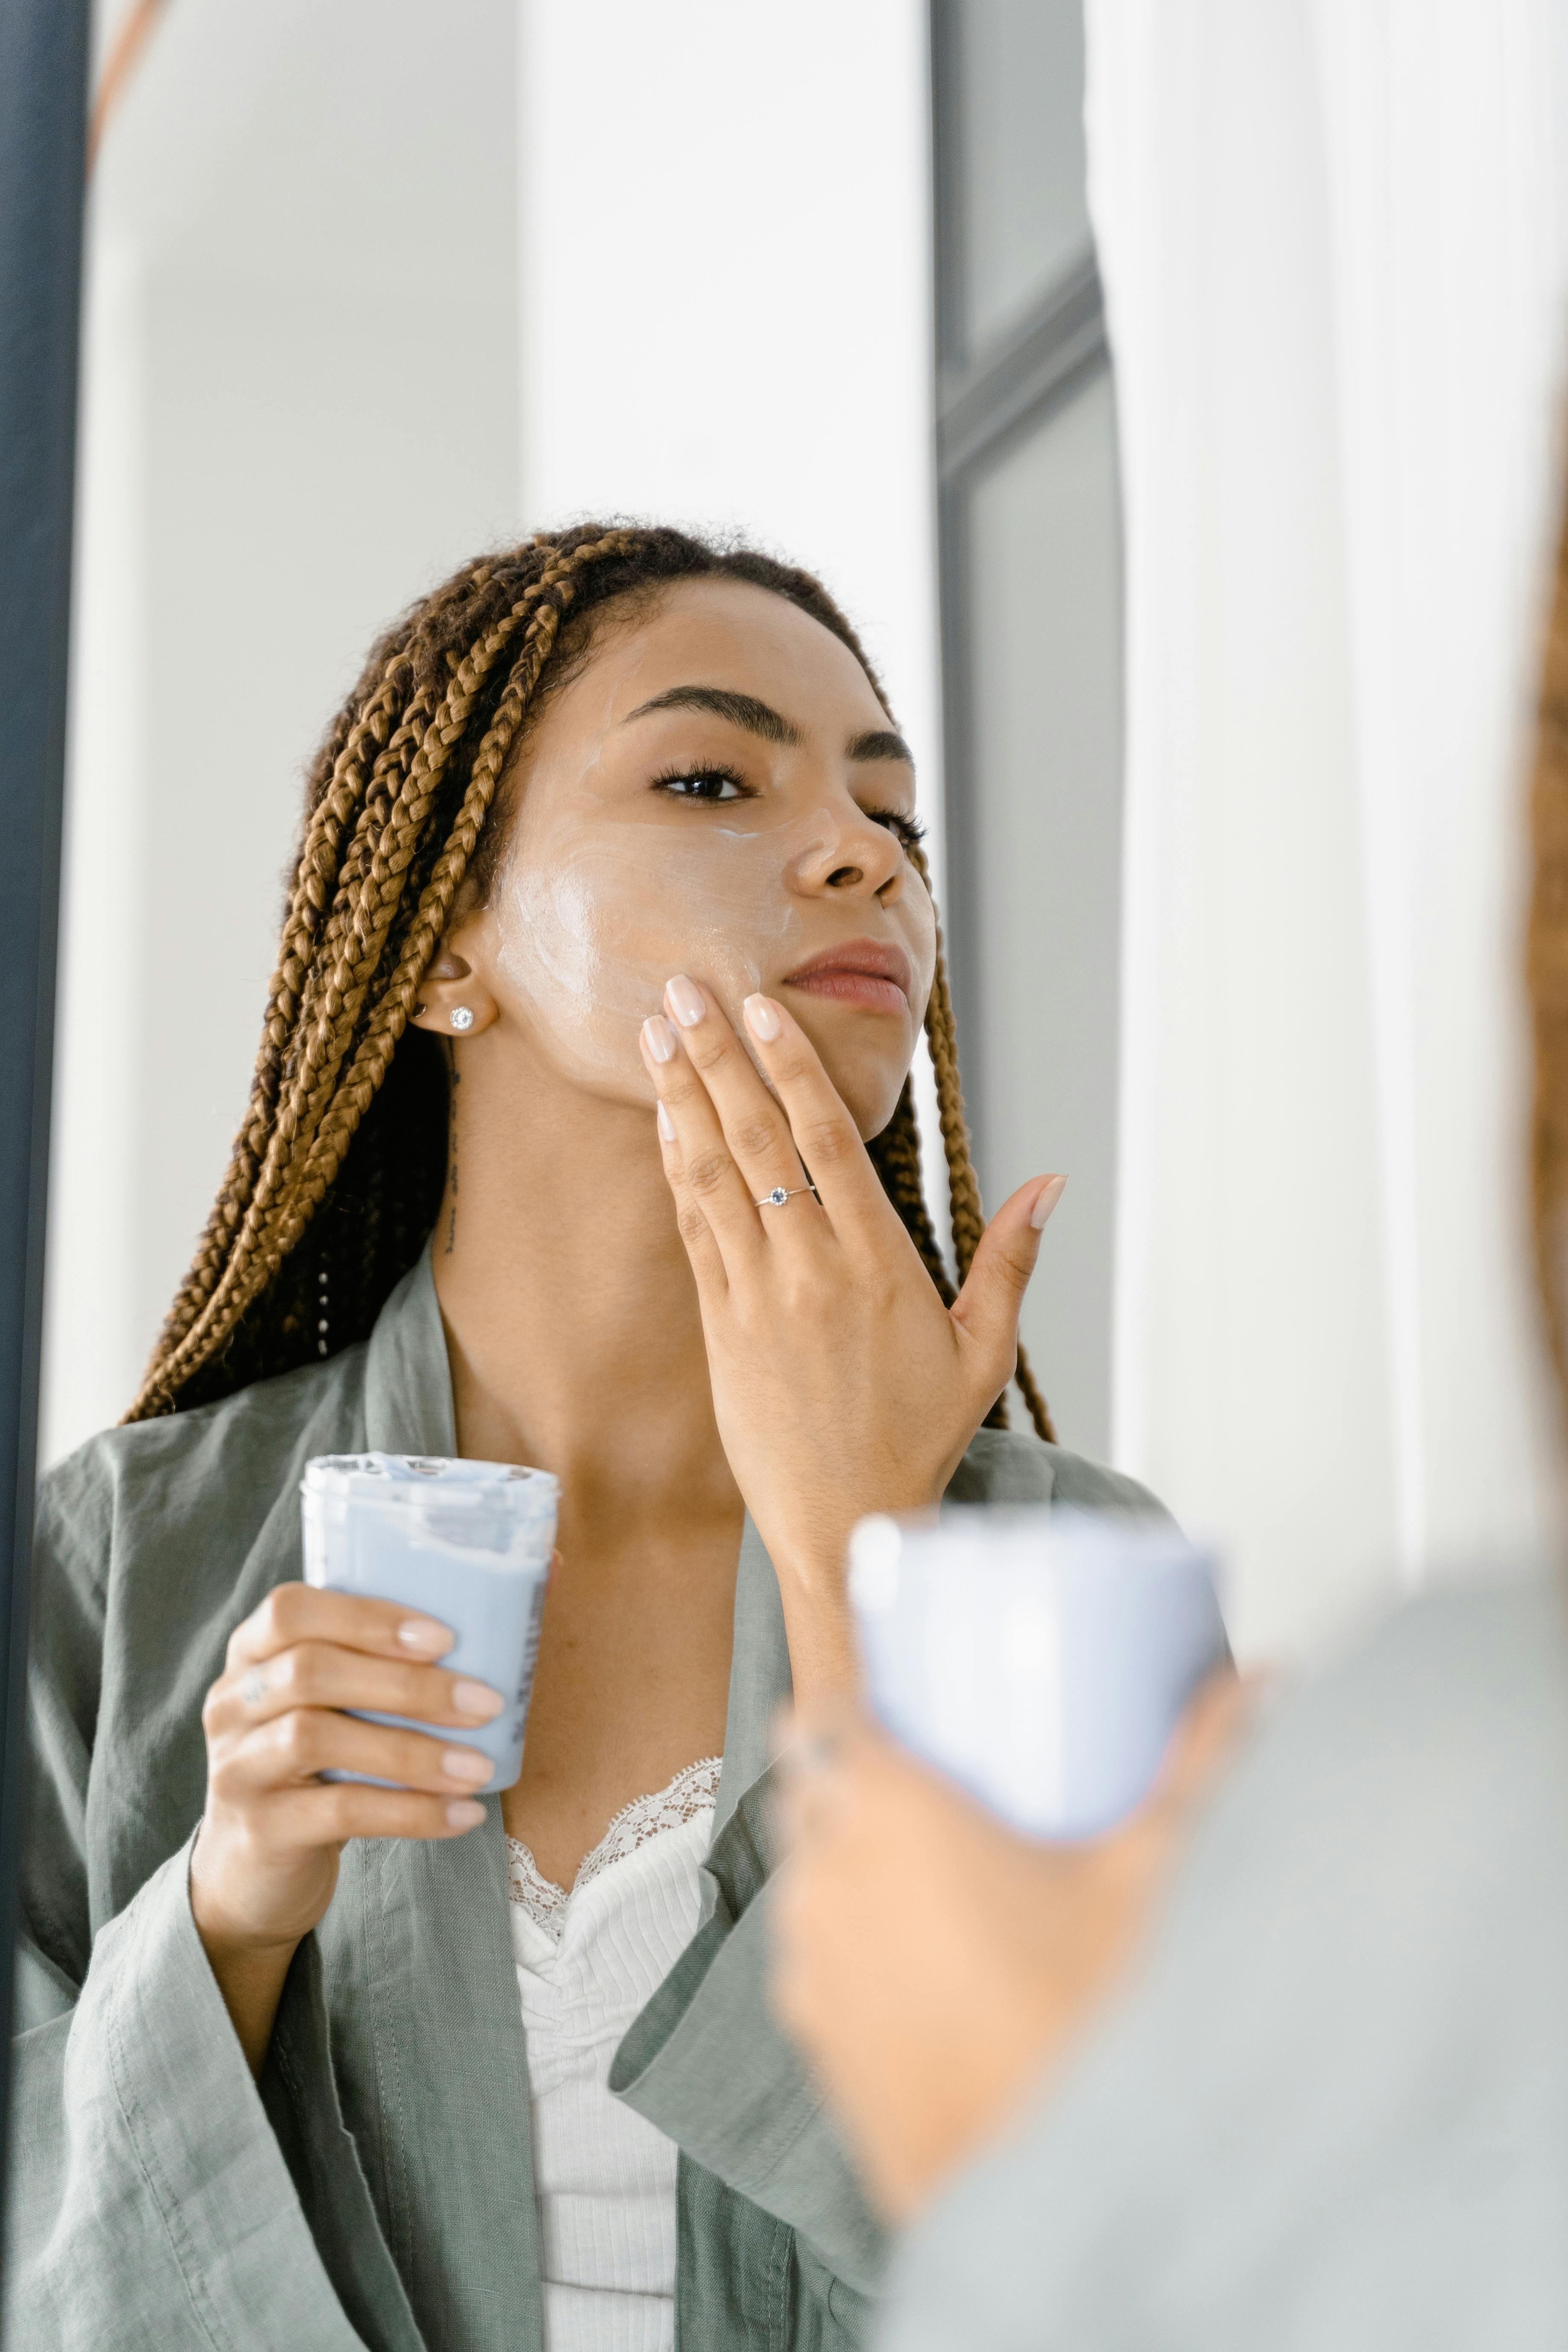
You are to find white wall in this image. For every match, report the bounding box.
[45,0,522,1461]
[46,0,944,1461]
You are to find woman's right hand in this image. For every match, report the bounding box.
[189,1582,504,2069]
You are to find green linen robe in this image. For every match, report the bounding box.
[9,1250,1162,2352]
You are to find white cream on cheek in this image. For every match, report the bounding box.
[493,790,929,1092]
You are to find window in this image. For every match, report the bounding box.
[931,0,1123,1457]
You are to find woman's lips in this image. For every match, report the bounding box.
[781,939,913,1015]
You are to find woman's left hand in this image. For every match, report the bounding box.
[639,978,1063,1694]
[772,1676,1255,2219]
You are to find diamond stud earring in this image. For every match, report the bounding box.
[449,1006,474,1032]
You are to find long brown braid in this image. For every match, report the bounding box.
[1530,471,1568,1430]
[126,523,1055,1442]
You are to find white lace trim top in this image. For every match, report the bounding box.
[507,1757,722,2352]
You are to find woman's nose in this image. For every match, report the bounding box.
[792,807,906,903]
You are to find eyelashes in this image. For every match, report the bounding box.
[867,806,927,852]
[651,766,927,851]
[652,762,751,804]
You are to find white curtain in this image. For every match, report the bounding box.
[1084,0,1568,1656]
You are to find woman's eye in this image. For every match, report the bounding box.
[868,807,927,852]
[656,767,748,804]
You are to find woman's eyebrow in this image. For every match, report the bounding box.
[623,685,802,743]
[623,684,914,770]
[847,727,915,766]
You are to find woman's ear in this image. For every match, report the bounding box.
[409,938,500,1040]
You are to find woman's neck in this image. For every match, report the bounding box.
[429,1039,738,1529]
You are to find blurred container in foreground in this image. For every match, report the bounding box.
[849,1507,1227,1839]
[302,1451,557,1790]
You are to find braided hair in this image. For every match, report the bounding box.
[126,523,1055,1441]
[1530,475,1568,1426]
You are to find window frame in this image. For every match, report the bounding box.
[928,0,1114,1142]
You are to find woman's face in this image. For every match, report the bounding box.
[458,577,937,1137]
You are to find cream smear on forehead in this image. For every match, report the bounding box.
[495,797,853,1088]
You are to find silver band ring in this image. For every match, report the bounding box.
[241,1669,268,1707]
[754,1184,819,1209]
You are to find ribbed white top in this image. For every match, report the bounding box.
[507,1759,722,2352]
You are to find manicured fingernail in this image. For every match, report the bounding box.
[442,1747,493,1787]
[743,994,782,1043]
[445,1799,486,1829]
[452,1679,504,1720]
[642,1014,678,1064]
[397,1615,454,1656]
[666,973,705,1027]
[657,1100,675,1143]
[1030,1175,1068,1230]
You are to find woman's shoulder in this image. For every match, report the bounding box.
[35,1342,370,1602]
[946,1424,1174,1521]
[1105,1574,1568,2148]
[1209,1574,1568,1868]
[884,1577,1568,2352]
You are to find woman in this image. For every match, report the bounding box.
[9,525,1161,2352]
[771,485,1568,2345]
